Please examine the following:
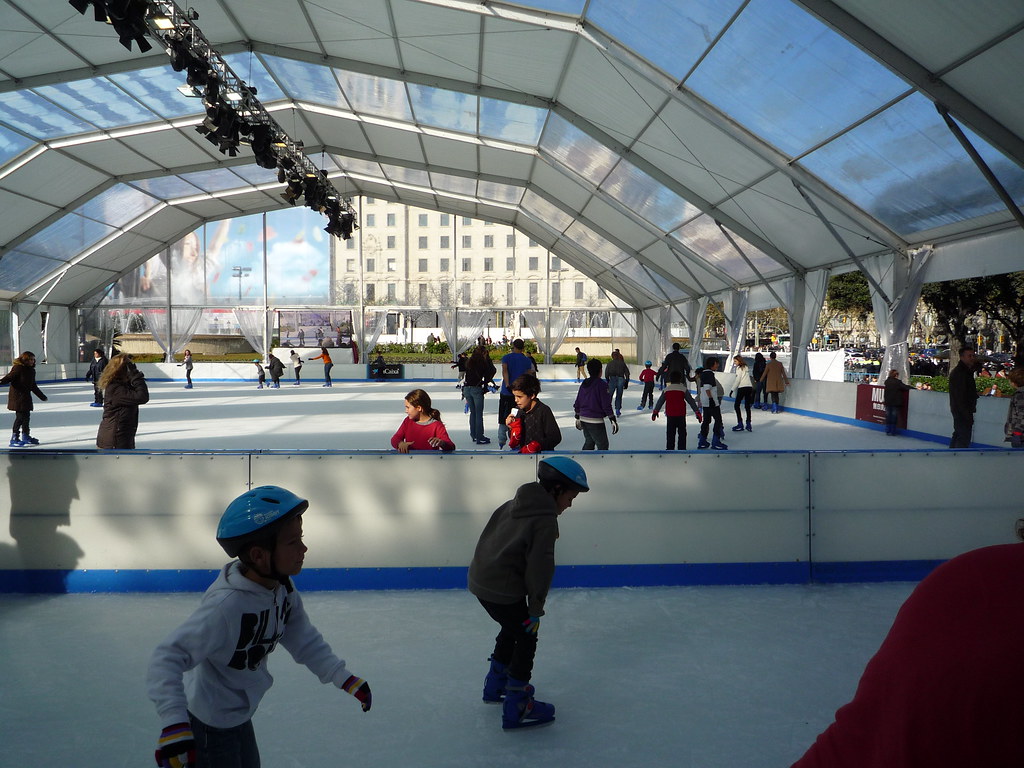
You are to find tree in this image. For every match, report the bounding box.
[976,271,1024,365]
[824,271,872,322]
[920,278,989,363]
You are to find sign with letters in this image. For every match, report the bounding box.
[855,383,907,428]
[367,363,404,380]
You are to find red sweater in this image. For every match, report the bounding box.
[390,418,455,452]
[792,543,1024,768]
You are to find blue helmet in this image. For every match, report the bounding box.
[217,485,309,557]
[537,456,589,493]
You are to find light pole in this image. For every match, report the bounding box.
[232,265,252,300]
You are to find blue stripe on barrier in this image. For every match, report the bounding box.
[0,560,941,593]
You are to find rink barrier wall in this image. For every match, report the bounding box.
[11,359,1011,448]
[1,449,1018,593]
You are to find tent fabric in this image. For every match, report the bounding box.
[0,0,1022,320]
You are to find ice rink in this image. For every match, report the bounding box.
[2,374,934,766]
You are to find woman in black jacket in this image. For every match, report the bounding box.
[2,350,48,447]
[464,346,497,444]
[96,354,150,449]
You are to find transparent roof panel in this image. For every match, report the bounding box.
[516,0,586,14]
[262,55,346,108]
[177,168,254,194]
[479,98,546,146]
[602,157,701,231]
[429,172,477,196]
[586,0,742,81]
[540,113,619,185]
[130,176,206,201]
[0,125,34,166]
[222,53,285,103]
[335,70,414,121]
[522,190,575,234]
[78,184,160,229]
[800,92,1024,236]
[33,77,158,130]
[687,0,909,158]
[0,89,97,140]
[478,181,525,205]
[334,156,383,177]
[109,64,207,119]
[409,84,476,134]
[0,251,65,292]
[671,214,782,281]
[381,163,430,188]
[18,215,115,263]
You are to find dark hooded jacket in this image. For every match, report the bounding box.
[2,360,46,412]
[96,366,149,449]
[468,482,560,617]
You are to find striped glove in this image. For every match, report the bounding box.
[522,616,541,635]
[343,675,372,712]
[155,723,195,768]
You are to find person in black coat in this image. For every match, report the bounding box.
[1,350,48,447]
[948,346,979,449]
[96,354,149,449]
[267,353,285,389]
[86,349,109,406]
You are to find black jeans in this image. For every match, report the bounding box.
[665,415,686,450]
[189,712,260,768]
[734,387,753,422]
[12,410,30,437]
[699,404,724,440]
[581,421,608,450]
[950,412,974,448]
[478,597,537,682]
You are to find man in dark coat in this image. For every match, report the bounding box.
[86,348,108,406]
[660,342,692,384]
[948,346,979,448]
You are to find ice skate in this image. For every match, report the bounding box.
[9,435,24,448]
[482,657,507,704]
[21,436,40,446]
[745,420,752,432]
[731,422,745,432]
[711,435,728,450]
[697,435,710,450]
[502,679,555,730]
[771,403,778,414]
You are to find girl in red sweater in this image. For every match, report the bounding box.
[391,389,456,453]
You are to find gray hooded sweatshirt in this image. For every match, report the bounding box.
[467,482,559,617]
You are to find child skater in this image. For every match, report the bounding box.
[572,358,617,451]
[309,346,333,387]
[636,360,656,410]
[290,350,303,386]
[1,350,47,447]
[252,359,266,389]
[391,388,456,453]
[652,370,701,450]
[148,486,371,768]
[505,374,561,454]
[178,349,194,389]
[468,456,590,730]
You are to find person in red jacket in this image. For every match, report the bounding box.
[651,370,700,450]
[391,388,456,453]
[505,375,561,454]
[791,537,1024,768]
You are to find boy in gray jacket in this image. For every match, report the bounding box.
[148,486,371,768]
[468,457,590,730]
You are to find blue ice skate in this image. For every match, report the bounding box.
[502,679,555,730]
[482,657,507,704]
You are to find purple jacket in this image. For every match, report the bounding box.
[573,377,613,419]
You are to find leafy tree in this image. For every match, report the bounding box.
[824,271,872,323]
[920,278,989,362]
[976,271,1024,365]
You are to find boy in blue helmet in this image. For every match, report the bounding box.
[147,486,371,768]
[468,456,589,730]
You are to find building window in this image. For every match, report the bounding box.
[484,235,494,248]
[462,282,471,304]
[440,258,449,272]
[418,258,428,272]
[366,258,375,272]
[365,214,375,227]
[386,236,396,249]
[462,216,472,225]
[365,197,375,204]
[387,213,396,226]
[462,258,471,272]
[575,281,584,300]
[346,239,355,249]
[440,284,450,305]
[528,256,539,271]
[418,283,427,304]
[387,258,396,272]
[551,282,560,306]
[551,256,561,270]
[506,257,515,271]
[484,282,493,301]
[528,282,538,306]
[346,259,355,272]
[418,213,428,226]
[387,283,396,301]
[440,235,450,249]
[365,284,375,301]
[528,238,538,247]
[440,213,450,226]
[342,284,356,304]
[506,234,515,248]
[418,236,428,249]
[483,258,493,272]
[462,235,472,249]
[506,282,514,305]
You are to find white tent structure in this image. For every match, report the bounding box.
[1,0,1023,373]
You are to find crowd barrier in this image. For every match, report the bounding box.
[1,449,1018,593]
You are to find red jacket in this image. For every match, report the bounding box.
[390,418,455,452]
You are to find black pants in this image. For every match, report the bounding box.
[189,712,260,768]
[640,382,655,408]
[93,385,103,405]
[734,387,753,422]
[950,412,974,448]
[665,415,686,449]
[12,410,30,437]
[699,404,723,440]
[479,597,537,682]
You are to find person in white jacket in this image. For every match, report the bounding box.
[147,486,371,768]
[730,354,755,433]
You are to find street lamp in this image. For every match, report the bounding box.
[232,265,252,300]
